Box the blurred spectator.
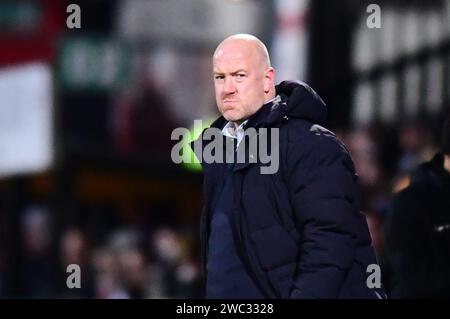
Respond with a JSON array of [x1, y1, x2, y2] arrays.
[[57, 227, 95, 298], [397, 120, 435, 174], [344, 128, 386, 216], [91, 246, 128, 299], [112, 73, 181, 161], [146, 226, 201, 298], [346, 128, 382, 189], [383, 113, 450, 298], [117, 247, 147, 298], [19, 205, 55, 298]]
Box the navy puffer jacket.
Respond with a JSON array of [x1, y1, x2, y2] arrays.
[[195, 81, 386, 299]]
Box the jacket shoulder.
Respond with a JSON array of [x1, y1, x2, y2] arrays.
[[283, 119, 349, 160]]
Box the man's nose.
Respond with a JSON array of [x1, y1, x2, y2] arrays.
[[223, 77, 236, 94]]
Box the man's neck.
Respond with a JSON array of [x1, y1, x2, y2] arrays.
[[444, 154, 450, 174], [231, 120, 245, 128]]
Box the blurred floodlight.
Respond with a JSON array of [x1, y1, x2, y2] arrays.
[[423, 10, 444, 48], [380, 8, 399, 63], [402, 10, 422, 54], [352, 81, 375, 127], [379, 73, 397, 124], [425, 57, 444, 114], [352, 16, 379, 71], [403, 63, 421, 118]]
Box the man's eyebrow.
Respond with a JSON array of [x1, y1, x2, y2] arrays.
[[212, 69, 247, 75], [231, 69, 246, 75]]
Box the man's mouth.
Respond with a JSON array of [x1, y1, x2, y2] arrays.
[[223, 99, 238, 104]]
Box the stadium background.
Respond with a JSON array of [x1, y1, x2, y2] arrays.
[[0, 0, 449, 298]]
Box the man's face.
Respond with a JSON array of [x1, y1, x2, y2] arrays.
[[213, 42, 268, 124]]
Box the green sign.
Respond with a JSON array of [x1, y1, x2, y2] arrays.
[[0, 1, 42, 32], [58, 36, 130, 91]]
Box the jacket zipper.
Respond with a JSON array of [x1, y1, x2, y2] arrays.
[[232, 172, 278, 299]]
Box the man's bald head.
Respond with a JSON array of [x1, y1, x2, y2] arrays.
[[212, 34, 276, 124], [213, 34, 271, 69]]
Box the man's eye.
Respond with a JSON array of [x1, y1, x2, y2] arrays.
[[215, 75, 224, 80], [237, 74, 246, 78]]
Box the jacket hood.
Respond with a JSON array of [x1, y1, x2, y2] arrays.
[[275, 80, 327, 126]]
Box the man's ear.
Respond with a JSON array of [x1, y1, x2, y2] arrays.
[[264, 67, 275, 93]]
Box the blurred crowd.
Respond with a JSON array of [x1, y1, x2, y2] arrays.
[[0, 203, 203, 299], [340, 119, 439, 255]]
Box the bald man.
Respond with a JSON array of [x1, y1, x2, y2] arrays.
[[213, 34, 276, 126], [194, 34, 386, 299]]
